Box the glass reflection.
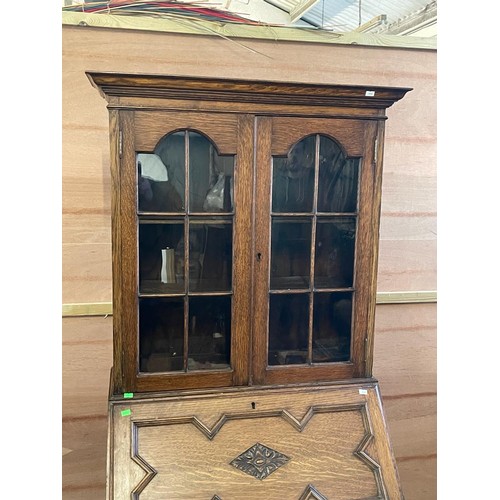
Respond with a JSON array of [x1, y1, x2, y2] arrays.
[[139, 131, 235, 213], [139, 222, 184, 294], [189, 132, 234, 213], [138, 132, 185, 212], [318, 137, 359, 213], [270, 218, 311, 290], [312, 292, 352, 362], [188, 220, 232, 292], [272, 136, 315, 213], [137, 130, 237, 376], [188, 296, 231, 370], [315, 218, 356, 288], [268, 293, 309, 365], [139, 297, 184, 372], [152, 131, 186, 210]]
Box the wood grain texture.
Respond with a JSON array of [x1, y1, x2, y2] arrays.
[[134, 111, 239, 154], [252, 116, 272, 385], [363, 122, 386, 378], [352, 120, 378, 377], [88, 71, 410, 110], [366, 387, 403, 498], [270, 117, 367, 157], [232, 115, 254, 386], [109, 109, 123, 391], [108, 95, 385, 119], [109, 383, 397, 499], [114, 111, 137, 393]]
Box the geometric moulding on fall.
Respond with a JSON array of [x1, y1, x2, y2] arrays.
[[298, 483, 329, 500], [230, 442, 290, 480]]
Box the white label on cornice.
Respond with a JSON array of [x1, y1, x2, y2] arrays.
[[365, 90, 375, 97]]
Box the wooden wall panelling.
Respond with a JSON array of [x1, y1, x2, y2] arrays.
[[378, 136, 436, 292], [379, 80, 436, 294], [62, 86, 112, 304], [62, 316, 112, 499], [384, 395, 437, 460], [397, 457, 437, 500], [374, 303, 436, 397], [62, 416, 108, 499], [374, 303, 436, 500], [62, 26, 436, 86], [382, 396, 436, 500], [62, 317, 112, 419]]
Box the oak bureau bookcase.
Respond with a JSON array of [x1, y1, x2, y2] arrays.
[[88, 72, 411, 500]]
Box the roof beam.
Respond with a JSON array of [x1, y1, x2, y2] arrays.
[[353, 14, 387, 33], [377, 0, 437, 35], [289, 0, 321, 23]]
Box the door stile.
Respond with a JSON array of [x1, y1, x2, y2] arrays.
[[118, 110, 139, 392], [231, 114, 255, 386], [352, 120, 380, 377], [363, 120, 386, 377], [251, 116, 273, 385]]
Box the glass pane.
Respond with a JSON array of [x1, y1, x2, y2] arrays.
[[188, 296, 231, 370], [139, 297, 184, 372], [272, 135, 315, 213], [139, 222, 184, 294], [189, 131, 234, 213], [138, 132, 185, 212], [312, 292, 352, 363], [317, 136, 359, 213], [315, 218, 356, 288], [270, 218, 312, 290], [189, 219, 232, 292], [268, 294, 309, 365]]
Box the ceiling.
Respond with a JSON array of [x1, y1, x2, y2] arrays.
[[237, 0, 437, 35], [63, 0, 437, 37]]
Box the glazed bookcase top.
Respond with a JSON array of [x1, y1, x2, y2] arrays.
[[88, 72, 411, 394]]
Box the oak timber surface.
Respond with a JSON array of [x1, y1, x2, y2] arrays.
[[109, 384, 397, 499]]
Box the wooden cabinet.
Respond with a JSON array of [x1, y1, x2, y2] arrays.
[[89, 72, 411, 499]]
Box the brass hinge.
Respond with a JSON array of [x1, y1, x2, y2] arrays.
[[374, 136, 378, 164], [119, 130, 123, 158]]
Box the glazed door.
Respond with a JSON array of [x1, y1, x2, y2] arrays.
[[116, 111, 379, 393], [252, 116, 380, 385], [117, 111, 254, 392]]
